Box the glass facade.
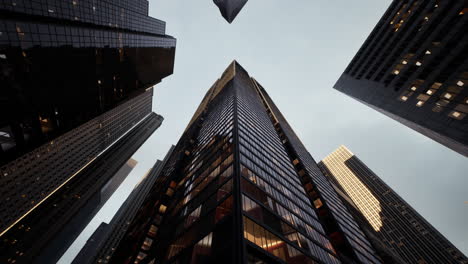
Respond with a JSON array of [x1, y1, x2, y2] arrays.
[[0, 113, 163, 264], [0, 0, 175, 262], [334, 0, 468, 157], [108, 61, 382, 264], [319, 146, 468, 264]]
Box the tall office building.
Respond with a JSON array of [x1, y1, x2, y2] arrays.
[[73, 146, 175, 264], [334, 0, 468, 157], [0, 112, 164, 264], [0, 0, 175, 262], [213, 0, 248, 23], [319, 145, 468, 264], [106, 61, 382, 264]]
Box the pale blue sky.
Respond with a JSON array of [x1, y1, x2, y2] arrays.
[[59, 1, 467, 262]]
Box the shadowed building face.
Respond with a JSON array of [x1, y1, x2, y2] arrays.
[[334, 0, 468, 157], [213, 0, 248, 23]]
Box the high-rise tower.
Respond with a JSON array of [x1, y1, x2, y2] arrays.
[[106, 61, 383, 264], [213, 0, 248, 23], [334, 0, 468, 157], [319, 145, 468, 264], [0, 0, 176, 262]]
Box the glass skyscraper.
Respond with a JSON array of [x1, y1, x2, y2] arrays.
[[105, 61, 383, 264], [0, 0, 176, 262], [319, 145, 468, 264], [334, 0, 468, 157]]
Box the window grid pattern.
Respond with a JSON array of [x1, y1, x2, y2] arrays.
[[256, 82, 382, 264], [0, 91, 153, 234], [335, 0, 468, 156], [320, 146, 468, 264], [234, 73, 342, 264], [0, 0, 165, 35]]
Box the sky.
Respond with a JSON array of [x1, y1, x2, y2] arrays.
[[59, 0, 468, 262]]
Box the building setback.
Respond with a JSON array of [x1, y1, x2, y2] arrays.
[[0, 112, 163, 264], [0, 0, 176, 262], [213, 0, 248, 23], [106, 61, 383, 264], [334, 0, 468, 157], [319, 145, 468, 264], [73, 146, 175, 264]]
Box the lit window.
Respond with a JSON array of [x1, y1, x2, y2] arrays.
[[444, 93, 452, 99], [141, 238, 153, 251], [402, 60, 408, 65], [134, 252, 147, 264], [425, 50, 431, 55], [415, 61, 422, 66], [0, 54, 6, 59], [426, 90, 434, 95], [431, 82, 443, 89], [394, 70, 400, 75], [48, 9, 54, 13], [410, 86, 417, 91], [159, 204, 167, 214], [449, 111, 465, 120], [457, 81, 464, 87], [416, 101, 424, 107], [400, 96, 408, 101]]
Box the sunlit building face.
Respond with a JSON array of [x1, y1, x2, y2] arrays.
[[319, 145, 468, 264]]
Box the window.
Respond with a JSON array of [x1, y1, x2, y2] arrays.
[[159, 204, 167, 214], [191, 233, 213, 263], [134, 252, 147, 264], [141, 238, 153, 251], [416, 101, 424, 107]]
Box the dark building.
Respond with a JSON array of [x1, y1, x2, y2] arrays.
[[105, 61, 383, 264], [0, 0, 175, 262], [319, 145, 468, 264], [73, 146, 175, 264], [334, 0, 468, 157], [213, 0, 248, 23], [0, 112, 163, 264]]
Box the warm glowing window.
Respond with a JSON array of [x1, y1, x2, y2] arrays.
[[416, 101, 424, 107], [148, 225, 158, 237], [443, 93, 452, 99], [141, 238, 153, 251], [313, 199, 324, 209], [400, 95, 408, 101], [426, 90, 435, 95], [134, 252, 147, 264], [457, 81, 465, 87], [243, 216, 287, 262], [449, 111, 465, 120], [159, 204, 167, 214], [415, 61, 422, 66]]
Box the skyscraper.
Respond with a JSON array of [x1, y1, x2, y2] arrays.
[[0, 112, 164, 264], [106, 61, 383, 264], [0, 0, 176, 262], [72, 146, 175, 264], [213, 0, 248, 23], [334, 0, 468, 157], [319, 145, 468, 264]]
